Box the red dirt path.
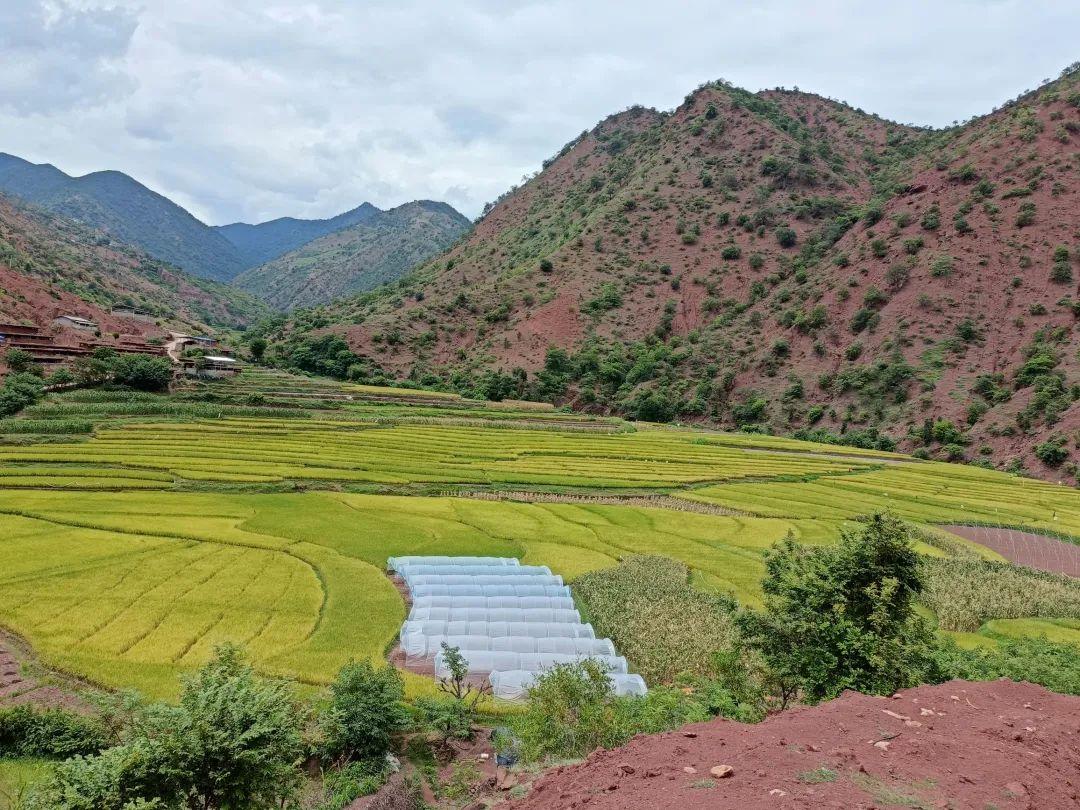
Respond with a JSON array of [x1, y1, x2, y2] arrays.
[[507, 679, 1080, 809], [943, 525, 1080, 578]]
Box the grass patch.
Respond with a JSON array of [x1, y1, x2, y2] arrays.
[[799, 766, 839, 784]]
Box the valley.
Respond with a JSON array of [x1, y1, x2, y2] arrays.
[[0, 28, 1077, 808]]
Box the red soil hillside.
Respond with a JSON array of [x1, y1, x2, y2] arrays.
[[508, 679, 1080, 810], [0, 193, 266, 335], [286, 67, 1080, 482]]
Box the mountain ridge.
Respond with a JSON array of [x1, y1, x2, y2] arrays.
[[0, 191, 267, 333], [0, 153, 470, 293], [215, 202, 381, 268], [233, 199, 471, 310], [273, 67, 1080, 482]]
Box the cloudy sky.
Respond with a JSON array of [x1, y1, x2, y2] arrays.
[[1, 1, 1076, 225]]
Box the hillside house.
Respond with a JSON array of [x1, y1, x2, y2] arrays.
[[179, 354, 240, 378], [53, 315, 98, 331], [111, 306, 157, 323]]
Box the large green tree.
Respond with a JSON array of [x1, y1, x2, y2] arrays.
[[738, 512, 939, 704]]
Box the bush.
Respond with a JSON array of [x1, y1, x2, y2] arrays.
[[849, 307, 879, 334], [318, 759, 389, 810], [737, 513, 939, 705], [902, 236, 924, 255], [720, 245, 741, 260], [0, 372, 45, 416], [1050, 262, 1073, 283], [413, 697, 473, 744], [956, 318, 982, 342], [1015, 202, 1036, 227], [319, 661, 406, 763], [28, 645, 305, 810], [775, 226, 797, 248], [0, 706, 109, 759], [110, 355, 172, 392], [1034, 435, 1069, 466], [583, 283, 623, 314], [3, 348, 35, 373], [516, 660, 623, 762], [930, 254, 954, 278]]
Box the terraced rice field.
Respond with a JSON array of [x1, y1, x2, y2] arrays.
[[0, 368, 1076, 696]]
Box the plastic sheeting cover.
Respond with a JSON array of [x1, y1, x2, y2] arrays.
[[400, 620, 595, 642], [409, 584, 570, 598], [434, 650, 628, 677], [387, 555, 519, 572], [404, 574, 564, 587], [398, 564, 552, 581], [409, 595, 576, 611], [391, 555, 645, 696], [406, 607, 582, 624], [489, 670, 648, 701], [404, 634, 615, 660]]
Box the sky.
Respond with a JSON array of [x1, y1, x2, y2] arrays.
[[1, 1, 1076, 225]]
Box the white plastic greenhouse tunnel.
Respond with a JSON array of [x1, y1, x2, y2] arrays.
[[388, 555, 647, 700]]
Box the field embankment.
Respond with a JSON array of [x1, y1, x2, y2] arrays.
[[507, 679, 1080, 809]]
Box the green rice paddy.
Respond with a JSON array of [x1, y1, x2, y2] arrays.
[[0, 368, 1077, 697]]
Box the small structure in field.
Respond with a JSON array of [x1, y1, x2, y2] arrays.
[[180, 354, 240, 378], [111, 306, 157, 323], [53, 315, 98, 331]]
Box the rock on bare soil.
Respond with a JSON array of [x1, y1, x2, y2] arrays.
[[507, 680, 1080, 809]]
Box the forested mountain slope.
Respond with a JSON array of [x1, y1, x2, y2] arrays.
[[233, 200, 471, 310], [0, 193, 267, 332], [278, 66, 1080, 481], [215, 202, 380, 268], [0, 153, 246, 282]]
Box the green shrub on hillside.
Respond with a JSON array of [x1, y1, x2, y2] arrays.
[[318, 661, 406, 764], [0, 373, 44, 417], [0, 706, 109, 759], [27, 645, 304, 810], [935, 636, 1080, 696]]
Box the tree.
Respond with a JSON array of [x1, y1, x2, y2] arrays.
[[737, 513, 938, 705], [319, 660, 406, 764], [247, 337, 267, 362], [0, 372, 45, 416], [111, 355, 172, 391], [3, 348, 35, 373]]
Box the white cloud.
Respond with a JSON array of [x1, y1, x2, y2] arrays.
[[0, 0, 1076, 223]]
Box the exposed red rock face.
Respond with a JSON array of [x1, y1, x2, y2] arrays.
[[507, 679, 1080, 809], [313, 72, 1079, 482]]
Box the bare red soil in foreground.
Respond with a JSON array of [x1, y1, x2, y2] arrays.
[[944, 525, 1080, 578], [508, 680, 1080, 810]]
